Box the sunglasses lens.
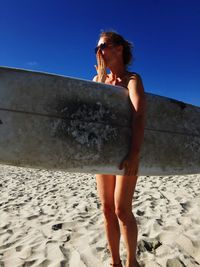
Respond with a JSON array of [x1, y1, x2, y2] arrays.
[[101, 43, 106, 50], [95, 43, 107, 54]]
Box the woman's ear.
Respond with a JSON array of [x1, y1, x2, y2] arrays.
[[116, 44, 123, 55]]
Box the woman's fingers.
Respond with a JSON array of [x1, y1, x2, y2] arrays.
[[97, 51, 105, 67], [119, 161, 123, 170], [96, 51, 101, 64], [98, 56, 103, 68], [119, 155, 139, 176], [95, 51, 107, 82], [124, 164, 138, 176], [119, 159, 137, 176], [96, 54, 102, 69]]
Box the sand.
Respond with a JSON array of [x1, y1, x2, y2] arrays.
[[0, 164, 200, 267]]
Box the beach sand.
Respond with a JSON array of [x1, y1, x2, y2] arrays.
[[0, 164, 200, 267]]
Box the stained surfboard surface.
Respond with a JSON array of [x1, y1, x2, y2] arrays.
[[0, 67, 200, 175]]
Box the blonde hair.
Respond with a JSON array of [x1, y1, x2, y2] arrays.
[[99, 31, 134, 67]]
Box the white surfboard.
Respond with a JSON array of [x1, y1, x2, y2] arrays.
[[0, 67, 200, 175]]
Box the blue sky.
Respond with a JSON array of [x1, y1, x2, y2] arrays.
[[1, 0, 200, 106]]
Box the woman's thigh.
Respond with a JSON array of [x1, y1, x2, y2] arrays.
[[114, 175, 138, 211], [95, 174, 116, 205]]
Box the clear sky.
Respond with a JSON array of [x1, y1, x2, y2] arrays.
[[1, 0, 200, 106]]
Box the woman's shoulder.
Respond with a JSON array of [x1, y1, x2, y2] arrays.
[[126, 71, 142, 81], [126, 71, 144, 92]]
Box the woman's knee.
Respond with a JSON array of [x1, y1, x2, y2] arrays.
[[101, 203, 116, 220], [115, 205, 133, 223]]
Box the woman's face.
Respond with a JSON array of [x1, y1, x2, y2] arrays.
[[97, 37, 123, 67]]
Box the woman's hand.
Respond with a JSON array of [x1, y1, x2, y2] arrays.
[[119, 153, 140, 176], [94, 50, 107, 83]]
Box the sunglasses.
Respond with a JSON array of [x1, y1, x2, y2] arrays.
[[95, 42, 113, 54]]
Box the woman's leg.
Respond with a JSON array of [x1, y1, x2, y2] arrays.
[[115, 175, 139, 267], [96, 174, 121, 265]]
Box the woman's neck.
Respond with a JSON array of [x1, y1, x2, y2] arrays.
[[108, 65, 127, 80]]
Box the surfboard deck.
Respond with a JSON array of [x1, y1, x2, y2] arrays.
[[0, 67, 200, 175]]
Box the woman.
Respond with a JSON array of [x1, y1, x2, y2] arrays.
[[93, 31, 146, 267]]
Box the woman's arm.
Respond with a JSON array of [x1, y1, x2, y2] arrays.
[[119, 74, 146, 176], [128, 74, 146, 156]]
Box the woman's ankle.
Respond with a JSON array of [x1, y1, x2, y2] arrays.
[[125, 259, 140, 267], [110, 259, 122, 266]]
